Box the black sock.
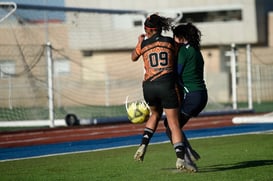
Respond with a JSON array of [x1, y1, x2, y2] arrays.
[[174, 142, 185, 159], [141, 127, 154, 146]]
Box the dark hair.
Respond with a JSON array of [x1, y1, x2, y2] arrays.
[[172, 23, 202, 50], [144, 14, 172, 34]]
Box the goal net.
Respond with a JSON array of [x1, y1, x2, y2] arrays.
[[0, 3, 147, 127], [0, 3, 266, 128]]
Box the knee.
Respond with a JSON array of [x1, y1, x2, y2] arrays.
[[179, 112, 191, 128]]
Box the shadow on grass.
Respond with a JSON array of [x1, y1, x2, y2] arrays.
[[200, 160, 273, 172]]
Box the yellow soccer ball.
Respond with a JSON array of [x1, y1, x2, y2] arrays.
[[127, 101, 150, 124]]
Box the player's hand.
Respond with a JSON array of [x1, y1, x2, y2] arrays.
[[134, 34, 145, 56], [138, 34, 146, 43]]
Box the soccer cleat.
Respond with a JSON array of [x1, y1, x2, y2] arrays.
[[186, 147, 201, 162], [176, 158, 198, 172], [134, 144, 147, 161], [184, 148, 193, 164]]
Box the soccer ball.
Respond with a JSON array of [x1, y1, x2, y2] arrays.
[[126, 101, 150, 124]]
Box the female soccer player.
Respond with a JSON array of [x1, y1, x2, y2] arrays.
[[131, 14, 197, 172], [164, 23, 208, 171]]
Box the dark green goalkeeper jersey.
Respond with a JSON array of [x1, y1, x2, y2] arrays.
[[177, 44, 207, 93]]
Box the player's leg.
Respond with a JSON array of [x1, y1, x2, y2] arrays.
[[180, 90, 208, 161], [134, 80, 158, 161], [179, 112, 201, 161], [182, 130, 201, 161], [164, 111, 190, 143], [164, 108, 197, 172], [165, 116, 200, 161], [134, 105, 162, 161], [165, 111, 201, 161]]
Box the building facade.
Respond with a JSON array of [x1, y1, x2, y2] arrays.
[[0, 0, 273, 110]]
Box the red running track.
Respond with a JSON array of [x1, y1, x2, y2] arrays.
[[0, 115, 240, 148]]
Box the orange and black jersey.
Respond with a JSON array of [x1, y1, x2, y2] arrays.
[[140, 34, 176, 81]]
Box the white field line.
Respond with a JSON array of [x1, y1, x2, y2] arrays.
[[1, 130, 273, 163]]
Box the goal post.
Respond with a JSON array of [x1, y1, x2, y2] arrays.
[[0, 2, 17, 23]]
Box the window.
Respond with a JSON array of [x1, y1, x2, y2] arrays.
[[54, 59, 70, 76], [133, 20, 143, 27], [180, 9, 242, 23], [82, 50, 93, 57], [113, 14, 144, 29], [0, 61, 15, 79]]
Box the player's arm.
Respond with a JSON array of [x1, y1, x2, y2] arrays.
[[131, 49, 141, 62], [177, 48, 187, 76], [131, 34, 145, 62]]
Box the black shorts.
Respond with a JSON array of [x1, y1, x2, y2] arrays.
[[181, 90, 208, 117], [143, 76, 179, 109]]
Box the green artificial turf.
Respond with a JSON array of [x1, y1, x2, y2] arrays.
[[0, 133, 273, 181]]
